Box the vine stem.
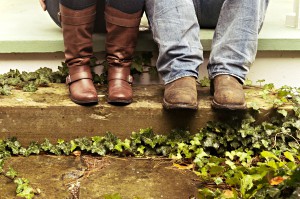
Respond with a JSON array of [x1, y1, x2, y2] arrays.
[[273, 131, 300, 148]]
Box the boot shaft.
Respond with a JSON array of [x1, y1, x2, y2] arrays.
[[59, 4, 96, 65], [105, 5, 143, 60]]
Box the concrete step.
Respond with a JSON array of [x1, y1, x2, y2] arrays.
[[0, 155, 199, 198], [0, 84, 275, 145]]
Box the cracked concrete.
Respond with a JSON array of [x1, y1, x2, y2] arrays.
[[0, 155, 199, 199]]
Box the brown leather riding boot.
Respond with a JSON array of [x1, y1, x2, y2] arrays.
[[105, 5, 143, 104], [60, 4, 98, 105], [163, 77, 198, 110], [211, 75, 247, 110]]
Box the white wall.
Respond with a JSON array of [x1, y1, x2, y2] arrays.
[[0, 51, 299, 88]]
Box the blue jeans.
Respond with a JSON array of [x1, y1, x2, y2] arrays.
[[145, 0, 269, 84]]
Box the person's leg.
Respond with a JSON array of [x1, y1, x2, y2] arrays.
[[145, 0, 203, 109], [59, 0, 98, 105], [104, 0, 144, 104], [207, 0, 269, 110]]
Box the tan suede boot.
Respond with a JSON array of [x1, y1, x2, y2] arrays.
[[105, 5, 143, 104], [163, 77, 198, 110], [211, 75, 247, 110], [60, 4, 98, 105]]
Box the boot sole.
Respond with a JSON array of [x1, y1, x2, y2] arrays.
[[163, 98, 198, 110], [211, 99, 247, 110], [70, 97, 98, 106], [107, 98, 132, 105]]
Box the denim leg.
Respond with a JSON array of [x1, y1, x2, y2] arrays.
[[145, 0, 203, 84], [207, 0, 269, 83]]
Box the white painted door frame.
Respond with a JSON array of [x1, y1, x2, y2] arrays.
[[286, 0, 300, 28]]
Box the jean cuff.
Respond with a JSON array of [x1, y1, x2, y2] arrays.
[[210, 72, 245, 84], [165, 73, 198, 85]]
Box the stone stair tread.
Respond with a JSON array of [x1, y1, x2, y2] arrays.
[[0, 84, 275, 145]]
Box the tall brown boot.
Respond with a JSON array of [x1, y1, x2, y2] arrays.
[[105, 5, 143, 104], [60, 4, 98, 105]]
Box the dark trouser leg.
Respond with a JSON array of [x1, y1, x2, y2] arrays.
[[106, 0, 144, 14], [60, 0, 97, 10]]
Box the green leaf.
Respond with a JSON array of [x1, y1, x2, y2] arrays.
[[225, 160, 237, 170], [210, 166, 225, 175], [198, 77, 210, 87], [198, 188, 215, 198], [14, 178, 35, 199], [284, 151, 295, 162], [137, 146, 145, 155], [240, 174, 253, 196], [6, 167, 18, 179], [277, 109, 288, 117], [261, 151, 280, 161], [267, 160, 278, 170], [214, 177, 223, 185]]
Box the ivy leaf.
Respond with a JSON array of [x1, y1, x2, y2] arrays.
[[244, 79, 252, 86], [114, 139, 125, 152], [277, 109, 288, 117], [22, 82, 37, 92], [214, 177, 223, 185], [261, 151, 280, 161], [70, 140, 78, 152], [6, 167, 18, 179], [225, 160, 237, 170], [256, 79, 265, 87], [198, 188, 215, 198], [0, 84, 13, 95], [198, 77, 210, 87], [284, 151, 295, 162], [5, 139, 21, 155], [210, 166, 225, 175], [240, 174, 254, 196], [137, 146, 145, 155], [14, 178, 35, 199], [267, 160, 279, 170]]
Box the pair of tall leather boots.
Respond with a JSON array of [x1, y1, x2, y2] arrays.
[[60, 4, 142, 105]]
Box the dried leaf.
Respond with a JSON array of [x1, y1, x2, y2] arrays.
[[269, 176, 285, 186], [73, 151, 81, 157], [222, 190, 234, 198], [173, 163, 193, 170]]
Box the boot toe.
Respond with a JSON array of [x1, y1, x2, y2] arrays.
[[212, 75, 246, 110], [163, 77, 198, 110], [214, 89, 245, 105], [70, 91, 98, 105]]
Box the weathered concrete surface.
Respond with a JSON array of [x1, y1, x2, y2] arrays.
[[0, 155, 199, 199], [0, 84, 276, 145]]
